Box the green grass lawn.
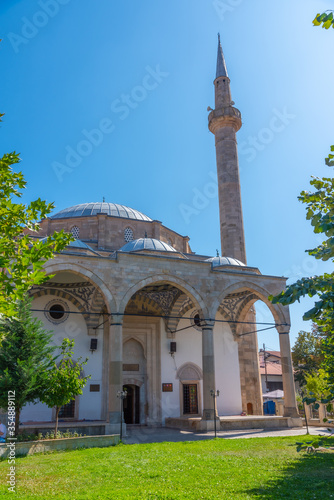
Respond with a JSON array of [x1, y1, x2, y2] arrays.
[[0, 436, 334, 499]]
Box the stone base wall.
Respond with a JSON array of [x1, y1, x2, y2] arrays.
[[0, 434, 119, 458]]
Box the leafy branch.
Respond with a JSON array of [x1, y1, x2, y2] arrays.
[[313, 12, 334, 29]]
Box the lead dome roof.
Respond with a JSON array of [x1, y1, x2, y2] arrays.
[[205, 256, 245, 267], [50, 202, 152, 221], [120, 238, 177, 253]]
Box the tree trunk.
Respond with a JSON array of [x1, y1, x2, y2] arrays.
[[54, 407, 60, 439], [15, 409, 20, 437]]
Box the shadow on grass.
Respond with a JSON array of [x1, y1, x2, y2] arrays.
[[246, 449, 334, 499]]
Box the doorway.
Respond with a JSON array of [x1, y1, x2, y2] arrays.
[[183, 384, 198, 414], [123, 385, 140, 424]]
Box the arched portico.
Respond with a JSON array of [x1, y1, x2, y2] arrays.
[[212, 280, 297, 418], [43, 262, 117, 315], [114, 275, 217, 426], [26, 264, 119, 424]]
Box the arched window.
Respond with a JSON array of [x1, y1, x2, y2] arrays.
[[124, 227, 134, 242], [71, 226, 80, 239]]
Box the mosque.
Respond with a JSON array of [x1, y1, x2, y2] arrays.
[[22, 36, 300, 432]]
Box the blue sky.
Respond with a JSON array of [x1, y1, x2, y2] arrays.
[[1, 0, 333, 351]]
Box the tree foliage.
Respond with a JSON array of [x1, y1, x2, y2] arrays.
[[292, 328, 324, 386], [313, 11, 334, 29], [303, 368, 331, 400], [0, 114, 73, 316], [0, 299, 56, 434], [41, 338, 90, 437], [269, 147, 334, 388]]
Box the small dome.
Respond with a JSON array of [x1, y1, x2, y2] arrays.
[[51, 202, 152, 221], [119, 238, 177, 253], [67, 239, 95, 251], [205, 256, 245, 267], [39, 238, 95, 253]]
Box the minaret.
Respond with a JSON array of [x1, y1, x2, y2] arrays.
[[208, 34, 246, 264]]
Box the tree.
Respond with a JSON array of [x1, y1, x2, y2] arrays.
[[269, 147, 334, 389], [292, 327, 324, 386], [313, 11, 334, 29], [0, 113, 73, 317], [304, 369, 331, 401], [0, 299, 56, 435], [41, 338, 90, 438]]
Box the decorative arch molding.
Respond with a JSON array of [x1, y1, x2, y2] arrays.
[[29, 288, 87, 318], [119, 274, 208, 318], [123, 378, 144, 388], [42, 262, 117, 315], [167, 294, 195, 335], [176, 362, 203, 381], [123, 336, 147, 359], [85, 289, 106, 331], [210, 280, 289, 327]]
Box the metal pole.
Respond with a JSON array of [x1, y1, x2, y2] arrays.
[[263, 344, 268, 391], [211, 389, 220, 438], [120, 400, 123, 441], [117, 389, 127, 442], [214, 395, 217, 438]]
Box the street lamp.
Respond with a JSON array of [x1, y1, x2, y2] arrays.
[[117, 389, 127, 441], [210, 389, 220, 438]]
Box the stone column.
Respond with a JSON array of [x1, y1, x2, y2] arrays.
[[105, 321, 123, 434], [277, 326, 299, 417], [318, 403, 326, 424], [237, 307, 263, 415], [201, 323, 216, 421]]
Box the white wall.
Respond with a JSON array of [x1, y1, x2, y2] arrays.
[[160, 310, 242, 422], [214, 315, 242, 415], [21, 295, 104, 423]]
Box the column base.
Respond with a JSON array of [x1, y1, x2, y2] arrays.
[[105, 423, 127, 435], [196, 419, 217, 432], [108, 411, 121, 424], [283, 407, 299, 418], [287, 417, 303, 428], [202, 409, 216, 420]]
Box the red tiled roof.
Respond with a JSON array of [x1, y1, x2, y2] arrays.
[[259, 350, 282, 376]]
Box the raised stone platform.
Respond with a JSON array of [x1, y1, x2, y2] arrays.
[[165, 415, 303, 432], [20, 420, 125, 437]]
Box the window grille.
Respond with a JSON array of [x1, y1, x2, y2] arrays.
[[58, 399, 75, 418], [183, 384, 198, 414], [71, 226, 80, 239], [124, 227, 134, 242]]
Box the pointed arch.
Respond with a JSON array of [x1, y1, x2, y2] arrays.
[[42, 262, 117, 315], [119, 274, 208, 318], [210, 280, 290, 327]]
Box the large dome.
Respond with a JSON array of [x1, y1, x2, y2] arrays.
[[51, 202, 152, 221]]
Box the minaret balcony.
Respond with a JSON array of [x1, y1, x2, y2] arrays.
[[208, 106, 242, 134]]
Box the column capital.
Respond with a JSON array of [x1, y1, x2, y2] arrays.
[[110, 313, 123, 327], [276, 324, 290, 335], [201, 320, 215, 330], [275, 323, 291, 335]]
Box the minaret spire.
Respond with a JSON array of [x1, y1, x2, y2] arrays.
[[216, 33, 228, 79], [208, 37, 247, 264]]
